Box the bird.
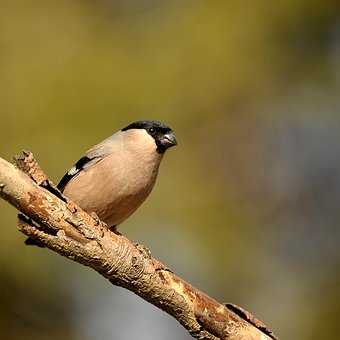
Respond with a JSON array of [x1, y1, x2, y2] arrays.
[[25, 120, 176, 245]]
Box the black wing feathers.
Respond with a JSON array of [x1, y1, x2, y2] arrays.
[[57, 156, 92, 192]]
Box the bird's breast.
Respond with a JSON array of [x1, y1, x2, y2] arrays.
[[63, 151, 162, 227]]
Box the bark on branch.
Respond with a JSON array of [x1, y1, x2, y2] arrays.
[[0, 151, 278, 340]]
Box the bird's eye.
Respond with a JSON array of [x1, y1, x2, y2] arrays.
[[149, 127, 155, 133]]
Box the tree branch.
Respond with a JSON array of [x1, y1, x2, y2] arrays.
[[0, 152, 278, 340]]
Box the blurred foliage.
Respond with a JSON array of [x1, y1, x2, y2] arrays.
[[1, 1, 340, 339]]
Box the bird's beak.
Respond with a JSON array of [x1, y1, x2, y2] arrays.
[[162, 133, 177, 148]]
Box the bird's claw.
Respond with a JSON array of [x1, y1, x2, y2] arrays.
[[90, 212, 101, 225], [110, 225, 122, 236]]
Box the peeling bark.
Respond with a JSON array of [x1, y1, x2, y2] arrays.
[[0, 152, 278, 340]]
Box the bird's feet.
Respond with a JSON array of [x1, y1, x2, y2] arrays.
[[90, 212, 101, 225], [110, 225, 122, 236]]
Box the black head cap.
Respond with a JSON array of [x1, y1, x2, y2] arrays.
[[122, 120, 177, 153]]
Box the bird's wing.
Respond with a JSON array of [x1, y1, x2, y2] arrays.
[[57, 134, 118, 192]]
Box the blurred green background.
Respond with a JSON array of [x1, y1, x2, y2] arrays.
[[1, 1, 340, 339]]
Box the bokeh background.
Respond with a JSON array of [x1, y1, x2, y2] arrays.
[[1, 1, 340, 339]]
